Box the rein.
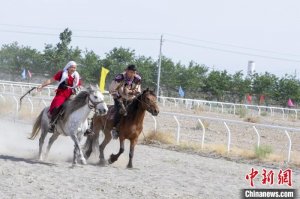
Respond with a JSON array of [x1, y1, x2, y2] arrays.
[[119, 91, 157, 114], [135, 94, 157, 112], [87, 95, 104, 110]]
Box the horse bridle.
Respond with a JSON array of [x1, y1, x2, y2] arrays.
[[135, 94, 157, 113], [87, 94, 104, 110]]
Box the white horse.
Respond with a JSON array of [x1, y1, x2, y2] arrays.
[[29, 86, 108, 165]]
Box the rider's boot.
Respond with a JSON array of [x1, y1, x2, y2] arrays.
[[118, 100, 127, 116], [48, 107, 60, 133], [112, 109, 121, 140], [84, 118, 94, 136], [111, 123, 120, 140]]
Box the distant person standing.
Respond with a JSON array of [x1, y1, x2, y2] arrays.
[[259, 95, 265, 105], [246, 94, 252, 104], [287, 98, 295, 108]]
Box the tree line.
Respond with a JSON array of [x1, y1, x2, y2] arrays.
[[0, 28, 299, 107]]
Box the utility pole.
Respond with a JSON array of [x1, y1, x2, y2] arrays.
[[156, 35, 163, 97]]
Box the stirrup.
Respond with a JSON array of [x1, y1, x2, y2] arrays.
[[111, 128, 119, 139], [48, 124, 55, 133], [84, 129, 94, 137]]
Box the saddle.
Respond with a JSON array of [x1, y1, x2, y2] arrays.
[[58, 94, 81, 120], [49, 100, 70, 128], [56, 101, 69, 120], [107, 105, 129, 120]]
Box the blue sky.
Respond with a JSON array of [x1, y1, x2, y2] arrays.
[[0, 0, 299, 77]]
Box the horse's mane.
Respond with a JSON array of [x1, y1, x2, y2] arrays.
[[125, 95, 140, 120], [126, 89, 156, 120], [62, 91, 89, 122]]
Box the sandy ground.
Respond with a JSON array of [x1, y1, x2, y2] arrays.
[[0, 118, 299, 199]]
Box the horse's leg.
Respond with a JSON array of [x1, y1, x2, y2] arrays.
[[99, 129, 112, 166], [71, 134, 80, 165], [74, 143, 80, 165], [76, 132, 86, 161], [70, 134, 86, 165], [108, 137, 125, 164], [84, 134, 97, 159], [84, 121, 101, 159], [38, 128, 48, 161], [127, 138, 138, 168], [44, 131, 60, 160]]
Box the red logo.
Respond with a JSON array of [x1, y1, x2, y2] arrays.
[[245, 168, 259, 187], [261, 169, 274, 185], [278, 169, 292, 187], [246, 168, 292, 187]]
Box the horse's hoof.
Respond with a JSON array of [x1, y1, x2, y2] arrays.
[[108, 154, 117, 164], [84, 129, 95, 137], [84, 151, 92, 160], [81, 159, 87, 165], [127, 164, 133, 169], [108, 156, 115, 164], [99, 159, 107, 166], [111, 131, 119, 140]]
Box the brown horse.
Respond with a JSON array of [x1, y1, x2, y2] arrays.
[[83, 88, 159, 168]]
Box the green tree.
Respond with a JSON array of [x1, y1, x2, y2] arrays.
[[204, 70, 232, 101], [0, 42, 43, 79], [273, 75, 300, 106], [160, 56, 178, 96], [229, 71, 252, 102], [42, 28, 81, 74], [252, 72, 278, 104], [181, 61, 208, 98], [79, 50, 102, 84], [102, 47, 135, 82], [134, 56, 157, 90]]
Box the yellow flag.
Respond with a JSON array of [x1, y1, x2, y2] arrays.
[[99, 67, 109, 92]]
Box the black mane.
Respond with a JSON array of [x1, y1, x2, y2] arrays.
[[125, 94, 142, 120], [125, 89, 156, 120]]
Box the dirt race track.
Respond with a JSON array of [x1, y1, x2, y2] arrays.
[[0, 118, 299, 199]]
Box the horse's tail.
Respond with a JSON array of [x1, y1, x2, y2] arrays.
[[29, 109, 43, 140]]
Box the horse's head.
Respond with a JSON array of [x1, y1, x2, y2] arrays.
[[139, 88, 159, 116], [86, 85, 108, 116]]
